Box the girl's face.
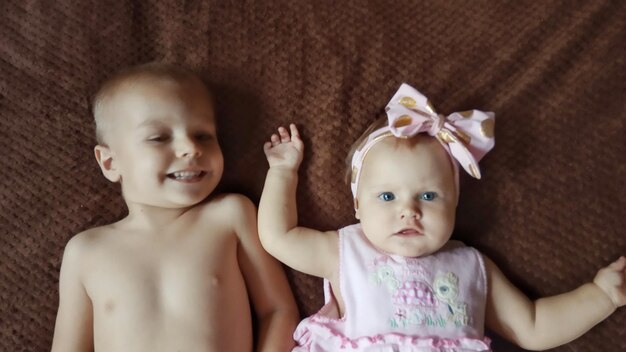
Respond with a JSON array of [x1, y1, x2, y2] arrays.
[[355, 135, 457, 257]]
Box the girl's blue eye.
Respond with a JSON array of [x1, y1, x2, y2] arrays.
[[420, 192, 437, 201], [378, 192, 395, 201]]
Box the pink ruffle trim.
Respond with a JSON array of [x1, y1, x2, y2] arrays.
[[293, 316, 491, 351]]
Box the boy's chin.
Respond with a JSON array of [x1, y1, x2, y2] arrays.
[[134, 192, 214, 209], [167, 193, 214, 208]]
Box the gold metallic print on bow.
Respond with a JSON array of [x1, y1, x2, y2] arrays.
[[350, 83, 495, 200], [399, 96, 416, 108], [454, 128, 472, 145], [399, 95, 435, 117], [393, 115, 413, 128], [425, 100, 436, 114], [386, 85, 495, 181], [469, 164, 480, 179], [436, 130, 457, 144], [458, 110, 473, 118], [400, 96, 434, 113], [436, 128, 471, 146], [480, 118, 494, 138]]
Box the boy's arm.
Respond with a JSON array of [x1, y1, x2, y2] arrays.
[[51, 235, 93, 352], [232, 195, 299, 352], [258, 124, 338, 278], [484, 255, 624, 350]]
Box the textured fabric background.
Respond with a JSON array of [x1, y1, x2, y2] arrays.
[[0, 1, 624, 351]]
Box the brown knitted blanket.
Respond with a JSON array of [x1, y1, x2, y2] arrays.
[[1, 1, 624, 351]]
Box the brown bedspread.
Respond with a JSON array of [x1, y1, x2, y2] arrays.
[[1, 1, 624, 351]]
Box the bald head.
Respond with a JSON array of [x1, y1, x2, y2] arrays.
[[92, 63, 213, 145]]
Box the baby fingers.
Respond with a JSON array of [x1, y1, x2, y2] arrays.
[[594, 257, 626, 307], [609, 256, 626, 271], [289, 123, 301, 140], [270, 133, 282, 147], [278, 126, 291, 143]]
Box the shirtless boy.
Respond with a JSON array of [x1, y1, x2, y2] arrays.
[[51, 63, 298, 352]]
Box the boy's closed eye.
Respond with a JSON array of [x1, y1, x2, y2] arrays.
[[194, 132, 214, 142], [147, 134, 171, 143]]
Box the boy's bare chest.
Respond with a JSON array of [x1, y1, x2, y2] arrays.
[[83, 227, 245, 318]]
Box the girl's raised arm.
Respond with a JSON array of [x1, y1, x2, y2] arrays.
[[258, 124, 338, 279]]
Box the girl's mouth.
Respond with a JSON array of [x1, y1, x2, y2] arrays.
[[395, 228, 423, 236]]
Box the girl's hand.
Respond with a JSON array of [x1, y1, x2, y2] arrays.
[[593, 256, 626, 308], [263, 124, 304, 171]]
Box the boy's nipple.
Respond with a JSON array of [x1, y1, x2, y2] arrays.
[[104, 300, 115, 313]]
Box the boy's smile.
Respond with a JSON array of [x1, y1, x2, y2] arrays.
[[96, 77, 224, 209], [167, 170, 208, 182]]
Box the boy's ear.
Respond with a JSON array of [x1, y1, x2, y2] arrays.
[[94, 145, 121, 182]]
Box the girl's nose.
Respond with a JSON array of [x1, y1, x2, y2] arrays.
[[400, 205, 421, 220]]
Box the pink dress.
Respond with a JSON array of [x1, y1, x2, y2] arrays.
[[293, 224, 492, 351]]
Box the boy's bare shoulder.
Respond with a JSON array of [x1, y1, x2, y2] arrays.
[[64, 223, 120, 253], [60, 225, 118, 269], [198, 193, 255, 217], [196, 193, 256, 239]]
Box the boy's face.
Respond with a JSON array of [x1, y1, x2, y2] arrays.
[[355, 136, 457, 257], [97, 78, 223, 209]]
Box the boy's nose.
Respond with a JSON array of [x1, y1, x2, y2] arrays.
[[176, 139, 202, 158]]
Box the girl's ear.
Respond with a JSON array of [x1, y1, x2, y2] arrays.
[[354, 198, 360, 219], [94, 145, 121, 182]]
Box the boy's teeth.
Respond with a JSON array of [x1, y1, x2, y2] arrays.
[[172, 171, 201, 179]]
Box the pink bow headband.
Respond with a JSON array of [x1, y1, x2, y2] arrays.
[[350, 83, 495, 199]]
